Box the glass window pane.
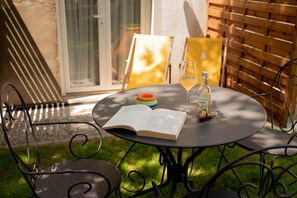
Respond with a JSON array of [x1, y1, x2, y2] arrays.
[[65, 0, 99, 88], [110, 0, 141, 85]]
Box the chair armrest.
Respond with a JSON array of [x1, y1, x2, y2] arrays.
[[33, 120, 100, 130], [22, 166, 110, 180], [33, 121, 102, 159]]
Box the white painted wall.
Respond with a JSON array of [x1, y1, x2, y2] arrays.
[[152, 0, 207, 83]]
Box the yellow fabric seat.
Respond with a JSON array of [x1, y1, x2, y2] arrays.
[[183, 37, 227, 87], [122, 34, 174, 90]]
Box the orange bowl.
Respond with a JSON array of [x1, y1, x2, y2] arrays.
[[136, 93, 156, 102]]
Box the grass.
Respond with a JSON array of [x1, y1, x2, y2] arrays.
[[1, 137, 296, 197]]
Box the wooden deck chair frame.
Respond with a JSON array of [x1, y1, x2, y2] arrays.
[[182, 37, 228, 87], [122, 34, 174, 90]]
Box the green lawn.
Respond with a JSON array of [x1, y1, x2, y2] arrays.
[[0, 137, 295, 197]]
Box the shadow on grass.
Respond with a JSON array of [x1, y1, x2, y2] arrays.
[[0, 137, 259, 198]]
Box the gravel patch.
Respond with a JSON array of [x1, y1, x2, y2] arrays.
[[0, 101, 113, 148]]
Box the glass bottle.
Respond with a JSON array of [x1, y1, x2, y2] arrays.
[[197, 71, 211, 120]]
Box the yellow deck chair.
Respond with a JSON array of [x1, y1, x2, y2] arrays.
[[122, 34, 174, 90], [182, 37, 228, 87]]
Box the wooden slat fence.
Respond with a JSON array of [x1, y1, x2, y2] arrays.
[[207, 0, 297, 125]]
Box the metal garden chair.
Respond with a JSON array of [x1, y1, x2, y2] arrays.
[[237, 58, 297, 160], [215, 58, 297, 193], [153, 144, 297, 198], [0, 83, 121, 197]]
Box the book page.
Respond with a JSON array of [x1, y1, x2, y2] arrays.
[[138, 108, 187, 139], [103, 105, 152, 131]]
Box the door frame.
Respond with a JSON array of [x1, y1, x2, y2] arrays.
[[56, 0, 152, 95]]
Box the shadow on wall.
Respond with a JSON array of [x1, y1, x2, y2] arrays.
[[183, 1, 204, 37], [0, 0, 61, 104]]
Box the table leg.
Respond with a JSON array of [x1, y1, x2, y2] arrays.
[[157, 147, 208, 196], [163, 148, 183, 197], [123, 146, 208, 197], [183, 147, 206, 192], [121, 146, 172, 198], [217, 146, 245, 186], [116, 142, 137, 167]]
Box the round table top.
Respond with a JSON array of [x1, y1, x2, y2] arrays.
[[92, 84, 267, 148]]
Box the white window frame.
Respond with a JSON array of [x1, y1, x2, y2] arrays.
[[56, 0, 151, 95]]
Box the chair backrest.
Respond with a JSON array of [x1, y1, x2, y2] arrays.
[[182, 37, 228, 87], [122, 33, 174, 90], [197, 144, 297, 198], [267, 58, 297, 130], [0, 83, 106, 196], [0, 83, 40, 193]]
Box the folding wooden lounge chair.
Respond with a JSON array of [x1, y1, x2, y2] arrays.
[[122, 33, 174, 90], [182, 37, 228, 87]]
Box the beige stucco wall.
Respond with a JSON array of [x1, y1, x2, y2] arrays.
[[0, 0, 61, 104], [13, 0, 60, 85]]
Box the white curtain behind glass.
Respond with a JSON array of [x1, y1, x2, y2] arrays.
[[65, 0, 99, 87], [110, 0, 140, 84]]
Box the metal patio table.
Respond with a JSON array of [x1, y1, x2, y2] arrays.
[[92, 84, 267, 197]]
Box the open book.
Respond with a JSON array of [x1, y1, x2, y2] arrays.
[[103, 105, 187, 140]]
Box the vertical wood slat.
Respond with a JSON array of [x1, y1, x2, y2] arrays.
[[207, 0, 297, 125], [288, 19, 297, 115]]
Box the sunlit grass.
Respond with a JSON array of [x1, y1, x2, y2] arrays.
[[2, 138, 297, 197], [0, 140, 251, 197], [17, 177, 27, 185]]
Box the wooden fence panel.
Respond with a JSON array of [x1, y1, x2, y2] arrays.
[[207, 0, 297, 125]]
